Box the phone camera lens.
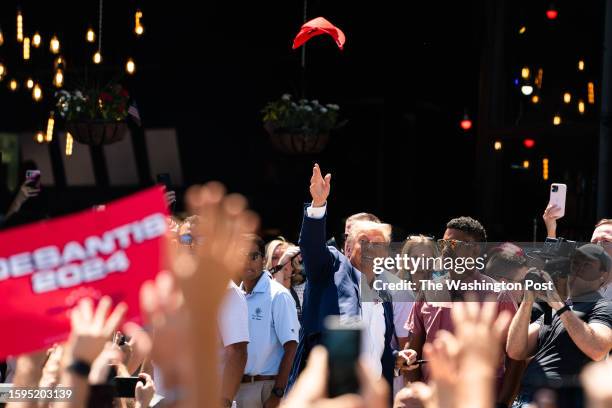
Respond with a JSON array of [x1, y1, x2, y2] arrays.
[[552, 186, 558, 192]]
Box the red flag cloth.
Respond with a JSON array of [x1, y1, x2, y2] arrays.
[[292, 17, 346, 50], [0, 187, 168, 359]]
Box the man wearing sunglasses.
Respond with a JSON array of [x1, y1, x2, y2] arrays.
[[507, 243, 612, 408], [237, 235, 299, 408]]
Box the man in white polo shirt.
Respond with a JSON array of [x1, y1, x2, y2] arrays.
[[236, 234, 299, 408], [219, 281, 250, 408]]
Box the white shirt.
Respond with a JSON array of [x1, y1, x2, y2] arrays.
[[360, 299, 385, 378], [241, 274, 300, 375], [219, 281, 250, 347]]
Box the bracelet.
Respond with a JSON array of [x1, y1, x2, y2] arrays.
[[556, 303, 571, 316], [66, 359, 91, 378]]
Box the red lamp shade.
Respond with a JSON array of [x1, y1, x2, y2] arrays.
[[546, 8, 558, 20], [523, 138, 535, 148]]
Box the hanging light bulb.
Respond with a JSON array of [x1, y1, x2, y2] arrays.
[[134, 9, 144, 35], [563, 92, 571, 103], [521, 67, 530, 79], [553, 114, 561, 126], [521, 85, 534, 95], [32, 32, 41, 48], [494, 141, 502, 151], [65, 132, 74, 156], [23, 37, 30, 60], [9, 79, 18, 91], [35, 131, 45, 144], [546, 4, 558, 20], [542, 158, 549, 180], [126, 58, 136, 74], [53, 69, 64, 88], [588, 82, 595, 104], [54, 56, 66, 70], [0, 63, 5, 78], [460, 112, 472, 131], [578, 60, 585, 71], [33, 83, 42, 101], [45, 113, 55, 142], [26, 78, 34, 89], [93, 51, 102, 64], [17, 10, 23, 42], [578, 99, 586, 114], [531, 95, 540, 104], [86, 26, 96, 43], [523, 160, 530, 169], [50, 35, 60, 54], [0, 27, 4, 46], [518, 26, 527, 34]]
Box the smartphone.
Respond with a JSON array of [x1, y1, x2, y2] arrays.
[[156, 173, 172, 190], [112, 376, 145, 398], [323, 316, 362, 398], [25, 169, 41, 188], [549, 183, 567, 218]]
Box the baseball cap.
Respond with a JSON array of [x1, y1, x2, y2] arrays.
[[575, 243, 612, 272]]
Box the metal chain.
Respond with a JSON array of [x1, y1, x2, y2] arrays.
[[98, 0, 103, 53]]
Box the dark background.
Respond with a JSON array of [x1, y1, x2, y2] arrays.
[[0, 0, 607, 242]]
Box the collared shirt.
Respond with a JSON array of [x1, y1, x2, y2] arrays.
[[241, 274, 300, 376]]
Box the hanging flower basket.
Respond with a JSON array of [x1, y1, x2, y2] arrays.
[[264, 121, 329, 154], [262, 94, 343, 155], [66, 121, 128, 146]]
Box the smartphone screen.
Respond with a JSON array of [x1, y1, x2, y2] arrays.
[[549, 183, 567, 218], [323, 316, 362, 398], [25, 170, 41, 188], [112, 376, 145, 398]]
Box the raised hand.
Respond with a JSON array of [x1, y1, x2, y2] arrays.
[[135, 373, 156, 408], [309, 163, 331, 207], [543, 203, 562, 238], [68, 296, 127, 365]]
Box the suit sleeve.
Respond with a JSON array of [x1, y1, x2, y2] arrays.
[[298, 203, 333, 282]]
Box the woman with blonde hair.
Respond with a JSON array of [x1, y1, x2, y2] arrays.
[[264, 238, 290, 271]]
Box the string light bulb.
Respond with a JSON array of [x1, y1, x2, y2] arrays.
[[0, 27, 4, 46], [54, 56, 66, 70], [45, 113, 55, 142], [33, 83, 42, 101], [9, 79, 18, 91], [553, 114, 561, 126], [126, 58, 136, 74], [135, 9, 144, 35], [535, 68, 544, 88], [53, 69, 64, 88], [32, 32, 41, 48], [35, 131, 44, 144], [93, 51, 102, 64], [23, 37, 30, 60], [578, 60, 585, 71], [17, 10, 23, 42], [531, 95, 540, 104], [494, 141, 502, 151], [588, 82, 595, 104], [542, 158, 549, 180], [86, 27, 95, 43], [65, 132, 74, 156], [521, 85, 533, 96], [50, 35, 60, 54], [523, 160, 530, 169], [519, 26, 527, 34], [26, 78, 34, 89], [521, 67, 530, 79], [563, 92, 571, 104], [578, 99, 585, 114], [0, 63, 5, 78]]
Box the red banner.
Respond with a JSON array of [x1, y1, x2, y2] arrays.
[[0, 187, 168, 359]]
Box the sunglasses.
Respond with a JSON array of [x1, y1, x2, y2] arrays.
[[437, 239, 476, 250]]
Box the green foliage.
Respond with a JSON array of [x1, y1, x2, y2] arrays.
[[262, 94, 341, 135]]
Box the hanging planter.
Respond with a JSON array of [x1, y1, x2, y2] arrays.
[[262, 94, 343, 155], [56, 83, 131, 146], [65, 120, 127, 145]]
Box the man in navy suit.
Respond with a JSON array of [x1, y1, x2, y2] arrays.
[[286, 164, 397, 392]]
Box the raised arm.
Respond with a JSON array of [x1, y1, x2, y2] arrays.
[[506, 291, 541, 360], [299, 164, 333, 281]]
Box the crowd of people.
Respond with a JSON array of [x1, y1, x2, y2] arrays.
[[0, 163, 611, 408]]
